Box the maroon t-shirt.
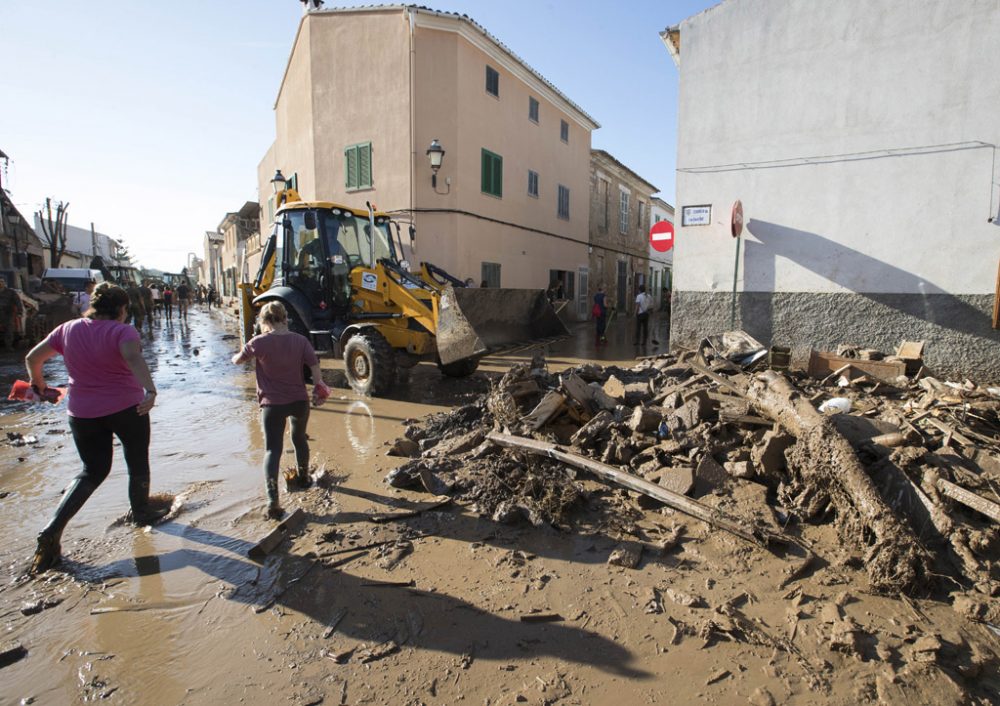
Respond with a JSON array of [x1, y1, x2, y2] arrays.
[[241, 331, 319, 406]]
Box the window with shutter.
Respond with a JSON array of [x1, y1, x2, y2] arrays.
[[344, 142, 373, 190], [486, 66, 499, 97], [481, 149, 503, 197], [619, 192, 630, 234], [528, 170, 538, 198], [528, 97, 539, 123], [560, 120, 569, 143], [557, 185, 570, 220]]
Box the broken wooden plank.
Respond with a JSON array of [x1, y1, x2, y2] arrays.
[[248, 508, 306, 561], [487, 431, 785, 549], [819, 363, 853, 387], [895, 341, 925, 360], [719, 410, 775, 427], [807, 350, 906, 383], [519, 612, 564, 623], [521, 390, 566, 430], [922, 417, 975, 447], [936, 478, 1000, 524], [368, 496, 452, 524], [688, 360, 747, 397]]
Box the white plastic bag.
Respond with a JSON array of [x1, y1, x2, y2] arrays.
[[818, 397, 852, 414]]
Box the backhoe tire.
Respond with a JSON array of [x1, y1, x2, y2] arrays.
[[344, 330, 396, 396], [437, 357, 479, 378]]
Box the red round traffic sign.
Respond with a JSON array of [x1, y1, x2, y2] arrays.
[[650, 220, 674, 252], [731, 200, 744, 238]]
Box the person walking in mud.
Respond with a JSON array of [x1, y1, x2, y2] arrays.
[[592, 286, 608, 345], [231, 301, 328, 520], [25, 283, 167, 575], [0, 279, 24, 349], [633, 284, 653, 347], [206, 284, 216, 311], [176, 281, 190, 321], [162, 284, 173, 321]]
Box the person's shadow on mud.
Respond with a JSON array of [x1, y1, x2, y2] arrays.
[[88, 518, 651, 680]]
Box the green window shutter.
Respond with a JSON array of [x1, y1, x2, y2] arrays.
[[290, 173, 298, 192], [359, 143, 372, 188], [492, 153, 502, 198], [481, 150, 502, 197], [345, 146, 358, 189]]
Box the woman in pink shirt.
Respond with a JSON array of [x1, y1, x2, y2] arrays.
[[25, 283, 165, 574], [232, 301, 327, 520]]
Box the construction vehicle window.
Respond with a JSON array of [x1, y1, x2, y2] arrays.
[[283, 211, 323, 277], [320, 212, 392, 269]]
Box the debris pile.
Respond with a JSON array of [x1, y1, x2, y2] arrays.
[[387, 341, 1000, 602]]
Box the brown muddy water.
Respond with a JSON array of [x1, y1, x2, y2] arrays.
[[0, 306, 672, 705]]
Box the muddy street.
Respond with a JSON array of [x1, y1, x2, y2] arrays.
[[0, 306, 680, 705], [5, 306, 993, 705]]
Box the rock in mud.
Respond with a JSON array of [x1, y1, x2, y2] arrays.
[[607, 541, 642, 568], [386, 438, 420, 458], [0, 642, 27, 669]]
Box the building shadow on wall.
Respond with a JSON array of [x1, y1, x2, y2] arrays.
[[742, 219, 996, 345]]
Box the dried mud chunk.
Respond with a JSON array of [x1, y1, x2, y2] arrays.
[[694, 455, 729, 496], [607, 541, 643, 568], [386, 438, 420, 457]]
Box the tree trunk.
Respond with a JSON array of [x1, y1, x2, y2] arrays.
[[745, 370, 930, 595]]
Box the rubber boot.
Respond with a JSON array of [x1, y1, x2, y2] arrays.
[[295, 465, 313, 490], [31, 476, 100, 574], [265, 473, 284, 521], [128, 476, 169, 526]]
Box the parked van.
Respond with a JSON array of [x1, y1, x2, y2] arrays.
[[41, 268, 105, 293]]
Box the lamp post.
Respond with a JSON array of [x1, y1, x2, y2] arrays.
[[270, 169, 288, 194], [426, 139, 445, 188]]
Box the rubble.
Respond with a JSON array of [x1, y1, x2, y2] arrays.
[[386, 336, 1000, 610]]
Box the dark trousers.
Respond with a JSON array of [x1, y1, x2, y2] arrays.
[[595, 315, 607, 340], [42, 406, 151, 537], [634, 312, 649, 345], [261, 400, 310, 502]]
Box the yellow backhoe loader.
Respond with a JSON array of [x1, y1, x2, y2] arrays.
[[238, 185, 568, 396]]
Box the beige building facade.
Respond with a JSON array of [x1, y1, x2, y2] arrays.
[[216, 201, 259, 300], [253, 6, 599, 320], [588, 150, 659, 317]]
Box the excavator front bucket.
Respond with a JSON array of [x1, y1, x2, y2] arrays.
[[436, 286, 570, 365]]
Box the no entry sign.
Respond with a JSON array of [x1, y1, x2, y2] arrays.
[[650, 220, 674, 252]]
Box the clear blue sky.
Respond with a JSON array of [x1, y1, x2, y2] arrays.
[[0, 0, 717, 271]]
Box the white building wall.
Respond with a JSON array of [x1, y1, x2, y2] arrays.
[[668, 0, 1000, 378]]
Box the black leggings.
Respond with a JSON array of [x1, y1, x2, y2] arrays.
[[42, 406, 150, 537], [261, 400, 310, 498]]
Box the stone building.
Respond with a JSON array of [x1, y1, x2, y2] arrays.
[[663, 0, 1000, 378], [252, 5, 599, 320], [588, 149, 659, 316], [216, 201, 259, 301]]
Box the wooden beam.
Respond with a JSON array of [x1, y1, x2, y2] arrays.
[[936, 478, 1000, 524], [248, 508, 306, 561], [487, 431, 784, 549]]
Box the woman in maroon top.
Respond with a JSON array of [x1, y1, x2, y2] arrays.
[[233, 301, 327, 520]]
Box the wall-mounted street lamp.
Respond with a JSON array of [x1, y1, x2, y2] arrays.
[[271, 169, 288, 194], [426, 139, 445, 189]]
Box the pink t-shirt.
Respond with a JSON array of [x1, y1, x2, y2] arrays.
[[45, 318, 145, 418], [242, 331, 319, 406]]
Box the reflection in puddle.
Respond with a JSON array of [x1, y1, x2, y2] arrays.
[[343, 400, 376, 455]]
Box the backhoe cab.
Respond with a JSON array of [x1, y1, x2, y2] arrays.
[[240, 190, 568, 396]]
